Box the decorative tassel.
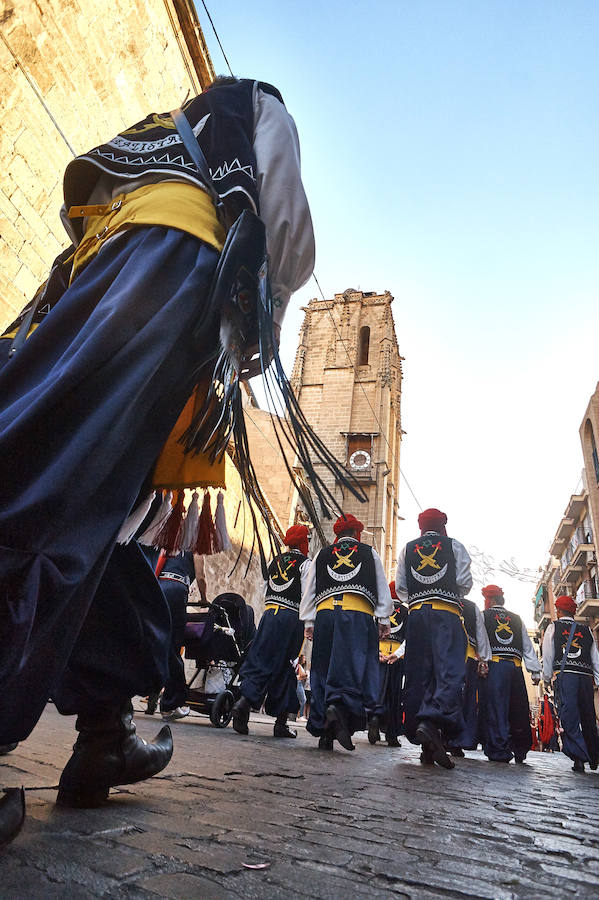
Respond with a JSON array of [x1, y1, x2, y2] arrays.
[[138, 490, 173, 547], [195, 492, 216, 555], [214, 490, 232, 552], [154, 490, 185, 555], [116, 491, 156, 545], [178, 490, 200, 552]]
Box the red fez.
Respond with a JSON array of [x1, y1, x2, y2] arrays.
[[389, 580, 398, 600], [482, 584, 504, 609], [333, 513, 364, 536], [284, 524, 309, 557], [418, 508, 448, 536], [555, 595, 576, 616]]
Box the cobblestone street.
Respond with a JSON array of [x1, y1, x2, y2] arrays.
[[1, 703, 599, 899]]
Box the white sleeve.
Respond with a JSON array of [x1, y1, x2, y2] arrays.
[[590, 633, 599, 686], [395, 545, 408, 602], [521, 623, 541, 674], [475, 606, 492, 662], [542, 623, 555, 683], [299, 555, 318, 627], [452, 539, 473, 597], [252, 86, 315, 326], [372, 549, 393, 623]]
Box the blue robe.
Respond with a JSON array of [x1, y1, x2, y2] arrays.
[[240, 607, 304, 717], [0, 226, 219, 742], [307, 607, 380, 737]]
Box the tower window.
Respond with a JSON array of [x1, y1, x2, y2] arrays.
[[358, 326, 370, 366]]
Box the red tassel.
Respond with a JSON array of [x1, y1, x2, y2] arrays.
[[195, 492, 216, 555], [154, 491, 185, 555]]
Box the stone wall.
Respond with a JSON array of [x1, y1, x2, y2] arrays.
[[0, 0, 212, 329]]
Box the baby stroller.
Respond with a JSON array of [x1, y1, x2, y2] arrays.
[[184, 593, 255, 728]]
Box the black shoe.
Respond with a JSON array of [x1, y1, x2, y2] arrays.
[[386, 736, 401, 748], [420, 748, 435, 765], [325, 704, 354, 751], [415, 720, 454, 770], [450, 748, 465, 758], [0, 788, 25, 847], [231, 696, 251, 735], [273, 716, 297, 739], [589, 759, 598, 771], [0, 744, 18, 755], [318, 734, 334, 751], [572, 759, 585, 773], [56, 701, 173, 808], [368, 716, 381, 745], [514, 755, 526, 764], [145, 692, 159, 716]]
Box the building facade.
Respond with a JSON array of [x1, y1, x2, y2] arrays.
[[289, 288, 403, 576], [0, 0, 213, 330], [533, 381, 599, 714]]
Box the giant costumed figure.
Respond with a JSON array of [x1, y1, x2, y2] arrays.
[[0, 75, 371, 843]]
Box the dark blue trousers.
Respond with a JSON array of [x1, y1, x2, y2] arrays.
[[381, 660, 404, 739], [0, 227, 219, 742], [482, 659, 531, 761], [555, 672, 599, 765], [451, 656, 482, 750], [307, 607, 380, 737], [403, 605, 467, 742], [240, 607, 304, 717], [159, 579, 190, 712]]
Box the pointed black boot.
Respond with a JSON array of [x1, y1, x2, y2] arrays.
[[231, 696, 251, 735], [56, 701, 173, 808], [0, 788, 25, 847], [273, 715, 297, 738]]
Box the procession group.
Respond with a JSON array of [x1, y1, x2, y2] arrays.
[[232, 508, 599, 774]]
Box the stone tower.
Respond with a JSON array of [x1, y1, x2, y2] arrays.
[[290, 288, 403, 576]]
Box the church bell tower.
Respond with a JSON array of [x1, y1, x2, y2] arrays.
[[290, 288, 403, 576]]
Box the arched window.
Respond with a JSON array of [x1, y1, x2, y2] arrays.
[[358, 326, 370, 366]]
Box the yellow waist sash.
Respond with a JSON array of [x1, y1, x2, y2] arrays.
[[264, 602, 296, 615], [491, 655, 522, 667], [316, 593, 374, 616], [466, 644, 477, 661], [69, 182, 226, 280], [379, 639, 401, 655], [410, 599, 461, 616]]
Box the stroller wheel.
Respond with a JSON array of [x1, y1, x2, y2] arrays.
[[210, 690, 235, 728]]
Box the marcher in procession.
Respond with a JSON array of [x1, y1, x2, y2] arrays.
[[301, 514, 393, 751], [146, 550, 196, 722], [396, 508, 473, 770], [480, 585, 541, 764], [368, 582, 408, 748], [541, 594, 599, 773], [232, 525, 311, 739], [446, 595, 492, 757], [0, 75, 314, 838]]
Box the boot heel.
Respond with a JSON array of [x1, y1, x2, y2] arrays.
[[56, 786, 110, 808]]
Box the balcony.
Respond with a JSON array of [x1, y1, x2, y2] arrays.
[[577, 597, 599, 618], [564, 493, 586, 521], [550, 517, 575, 556]]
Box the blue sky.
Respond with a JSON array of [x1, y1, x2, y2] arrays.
[[196, 1, 599, 623]]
